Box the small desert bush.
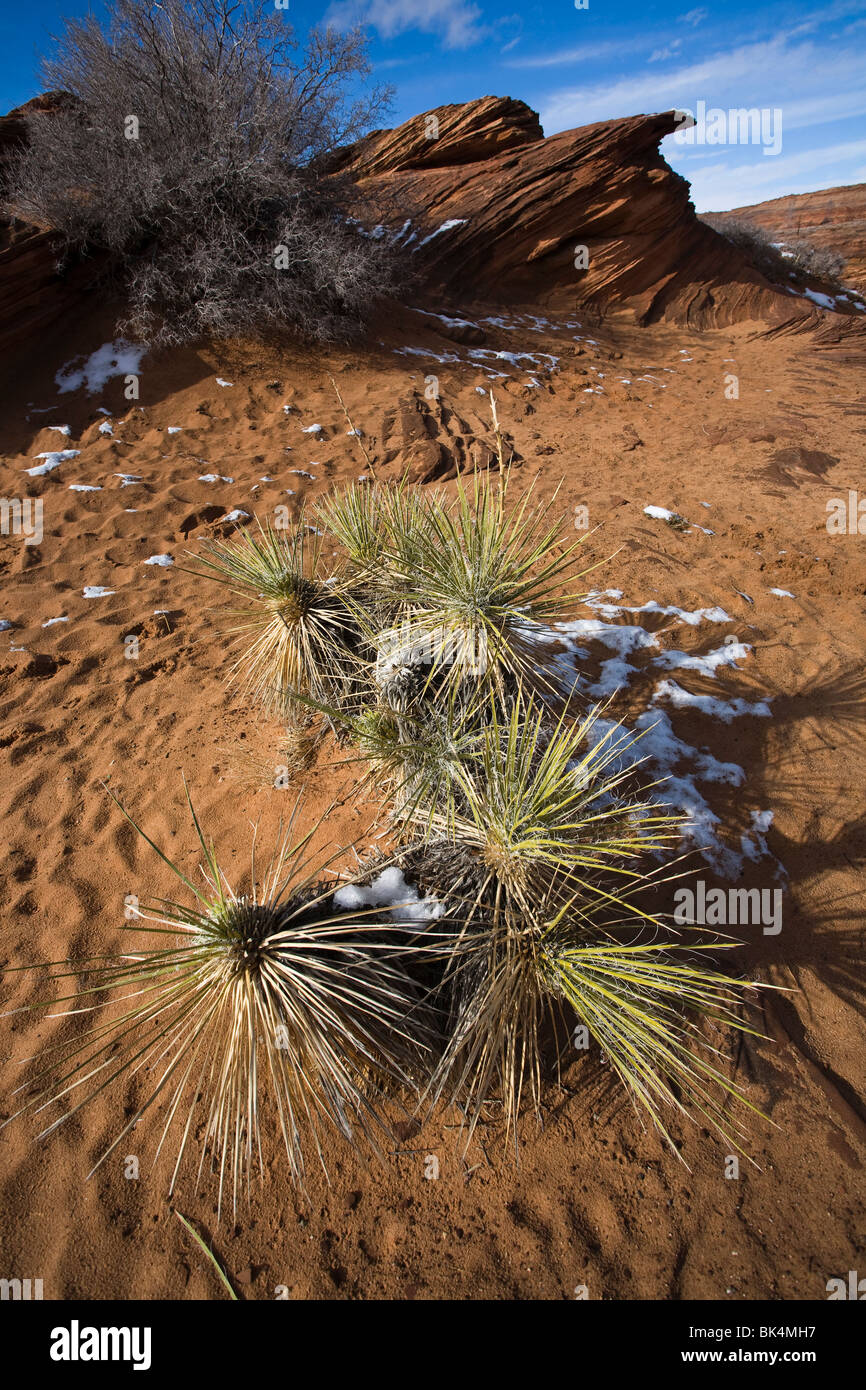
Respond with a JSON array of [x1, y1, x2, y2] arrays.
[[780, 238, 846, 282], [3, 0, 398, 344], [320, 471, 595, 711], [191, 518, 369, 721], [188, 465, 768, 1164], [406, 698, 740, 1145], [202, 470, 593, 729], [3, 788, 430, 1213], [703, 214, 846, 288]]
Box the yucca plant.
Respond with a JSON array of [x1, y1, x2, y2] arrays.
[[413, 697, 764, 1152], [190, 517, 367, 720], [349, 689, 485, 833], [435, 901, 765, 1158], [376, 482, 447, 575], [541, 936, 767, 1153], [417, 696, 680, 924], [2, 787, 431, 1216], [365, 469, 598, 704], [317, 481, 392, 573]]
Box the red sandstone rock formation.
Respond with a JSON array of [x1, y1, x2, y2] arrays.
[[340, 96, 855, 330], [1, 91, 861, 356], [0, 94, 99, 358]]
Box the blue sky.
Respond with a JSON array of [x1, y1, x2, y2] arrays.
[[2, 0, 865, 210]]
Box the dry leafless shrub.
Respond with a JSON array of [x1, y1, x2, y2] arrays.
[[703, 214, 846, 289], [3, 0, 400, 345], [781, 238, 846, 282]]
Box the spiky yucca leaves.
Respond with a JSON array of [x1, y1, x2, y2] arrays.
[[350, 688, 485, 833], [418, 697, 680, 924], [436, 906, 765, 1158], [367, 469, 596, 703], [317, 481, 391, 572], [2, 789, 430, 1216], [416, 698, 763, 1152], [191, 518, 366, 719], [316, 483, 448, 698], [317, 480, 445, 583], [541, 938, 766, 1153]]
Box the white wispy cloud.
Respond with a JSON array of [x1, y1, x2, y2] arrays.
[[324, 0, 485, 49], [682, 138, 866, 210], [678, 7, 708, 25], [504, 35, 653, 69], [650, 40, 682, 63], [538, 32, 866, 135]]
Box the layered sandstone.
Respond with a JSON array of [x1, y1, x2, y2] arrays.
[[1, 92, 861, 357]]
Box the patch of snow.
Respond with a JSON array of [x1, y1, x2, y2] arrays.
[[654, 640, 752, 677], [334, 867, 443, 923], [83, 586, 115, 598], [417, 218, 468, 249], [394, 346, 460, 364], [143, 554, 173, 566], [741, 810, 778, 866], [583, 596, 731, 626], [420, 310, 480, 331], [800, 288, 836, 310], [644, 505, 682, 523], [27, 449, 80, 476], [468, 347, 559, 370], [556, 618, 660, 697], [584, 711, 750, 876], [653, 678, 771, 721], [56, 341, 145, 395]]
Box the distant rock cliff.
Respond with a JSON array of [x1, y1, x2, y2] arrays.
[[704, 183, 866, 291]]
